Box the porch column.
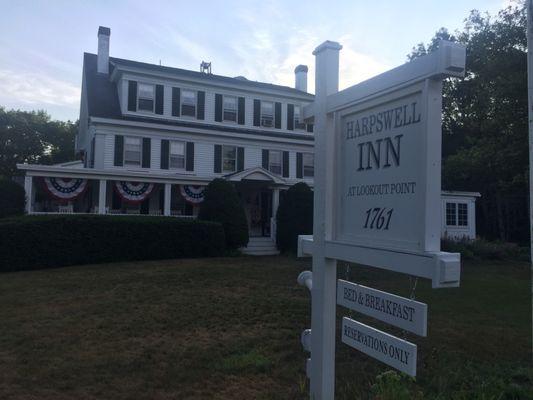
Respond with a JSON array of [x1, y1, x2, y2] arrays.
[[164, 183, 171, 216], [98, 179, 107, 214], [24, 175, 33, 214], [271, 188, 280, 240]]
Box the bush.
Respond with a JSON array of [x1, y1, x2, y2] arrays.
[[0, 215, 226, 272], [276, 182, 313, 253], [442, 238, 529, 261], [198, 178, 248, 249], [0, 179, 25, 218]]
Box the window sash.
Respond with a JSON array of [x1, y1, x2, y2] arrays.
[[269, 150, 282, 175], [137, 84, 155, 112], [223, 96, 237, 122], [261, 101, 274, 127], [458, 203, 468, 226], [222, 145, 237, 172], [124, 137, 141, 166], [303, 153, 314, 177], [181, 90, 196, 117], [294, 105, 306, 130], [169, 141, 185, 170], [445, 202, 457, 226]]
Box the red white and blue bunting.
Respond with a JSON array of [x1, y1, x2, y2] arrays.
[[114, 181, 155, 203], [180, 185, 205, 204], [42, 177, 88, 201]]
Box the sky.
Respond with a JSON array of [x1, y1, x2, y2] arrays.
[[0, 0, 513, 121]]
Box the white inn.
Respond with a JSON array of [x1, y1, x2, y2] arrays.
[[17, 27, 479, 253]]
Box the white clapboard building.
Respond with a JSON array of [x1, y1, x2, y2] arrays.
[[17, 27, 478, 254]]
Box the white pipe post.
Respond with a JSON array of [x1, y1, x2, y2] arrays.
[[527, 0, 533, 360], [24, 175, 33, 214], [164, 183, 172, 216], [310, 40, 341, 400], [98, 179, 107, 214]]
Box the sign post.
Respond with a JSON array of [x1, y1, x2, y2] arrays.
[[298, 39, 466, 399]]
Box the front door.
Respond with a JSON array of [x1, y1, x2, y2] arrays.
[[243, 187, 272, 237]]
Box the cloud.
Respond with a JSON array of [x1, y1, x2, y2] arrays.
[[0, 69, 80, 107]]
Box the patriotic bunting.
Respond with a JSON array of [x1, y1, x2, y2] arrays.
[[42, 177, 88, 201], [180, 185, 205, 204], [115, 181, 155, 203]]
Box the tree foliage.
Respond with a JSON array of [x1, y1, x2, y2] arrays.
[[198, 178, 249, 249], [0, 179, 25, 218], [409, 5, 528, 242], [0, 107, 77, 178], [276, 182, 313, 253]]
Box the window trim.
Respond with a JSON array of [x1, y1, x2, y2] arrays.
[[268, 149, 282, 176], [137, 83, 155, 113], [180, 89, 197, 118], [261, 101, 274, 128], [169, 140, 186, 170], [445, 201, 469, 228], [223, 95, 238, 123], [123, 136, 142, 167], [222, 145, 237, 173]]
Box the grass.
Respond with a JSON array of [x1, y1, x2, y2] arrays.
[[0, 256, 530, 399]]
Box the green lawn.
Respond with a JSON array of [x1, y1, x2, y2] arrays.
[[0, 256, 530, 399]]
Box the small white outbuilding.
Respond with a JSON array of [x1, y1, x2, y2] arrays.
[[441, 191, 481, 240]]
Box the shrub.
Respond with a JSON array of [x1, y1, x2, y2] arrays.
[[276, 182, 313, 253], [0, 179, 25, 218], [0, 215, 225, 272], [442, 238, 529, 261], [198, 178, 248, 249]]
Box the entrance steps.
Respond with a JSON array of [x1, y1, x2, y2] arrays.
[[241, 237, 279, 256]]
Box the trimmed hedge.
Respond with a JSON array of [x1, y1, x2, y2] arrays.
[[0, 179, 25, 218], [0, 215, 226, 272], [442, 238, 530, 261], [198, 178, 249, 249], [276, 182, 313, 253]]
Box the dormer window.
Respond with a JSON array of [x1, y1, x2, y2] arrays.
[[261, 101, 274, 128], [137, 83, 155, 112], [294, 105, 306, 130], [181, 90, 196, 117], [223, 96, 237, 122]]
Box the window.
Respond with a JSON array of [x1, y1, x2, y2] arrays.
[[269, 150, 282, 175], [446, 202, 469, 227], [223, 96, 237, 122], [124, 137, 141, 167], [169, 141, 185, 170], [138, 83, 155, 112], [294, 105, 306, 130], [181, 90, 196, 117], [222, 145, 237, 173], [458, 203, 468, 226], [261, 101, 274, 127], [303, 153, 314, 177]]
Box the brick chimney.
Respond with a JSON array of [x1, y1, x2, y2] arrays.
[[294, 65, 308, 92], [97, 26, 110, 74]]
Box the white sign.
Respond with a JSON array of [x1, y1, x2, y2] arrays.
[[334, 83, 438, 253], [341, 317, 417, 377], [337, 279, 427, 336]]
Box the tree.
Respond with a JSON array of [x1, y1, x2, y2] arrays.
[[276, 182, 313, 252], [198, 178, 249, 249], [0, 179, 25, 218], [409, 5, 528, 242], [0, 107, 78, 178]]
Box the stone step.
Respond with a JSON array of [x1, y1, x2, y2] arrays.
[[241, 248, 280, 256]]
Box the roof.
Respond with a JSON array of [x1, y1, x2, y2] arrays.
[[83, 53, 315, 139], [441, 190, 481, 198]]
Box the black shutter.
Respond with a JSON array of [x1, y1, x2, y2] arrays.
[[155, 84, 164, 114], [114, 135, 124, 166], [282, 151, 289, 177], [172, 87, 180, 117], [253, 99, 261, 126], [197, 91, 205, 120], [161, 140, 169, 169], [214, 145, 222, 173], [238, 97, 245, 125], [128, 81, 137, 111], [287, 104, 294, 130], [215, 94, 223, 122], [275, 102, 282, 129], [307, 123, 314, 133], [142, 138, 151, 168], [296, 152, 303, 178], [237, 147, 244, 171], [186, 142, 194, 171], [262, 149, 269, 169]]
